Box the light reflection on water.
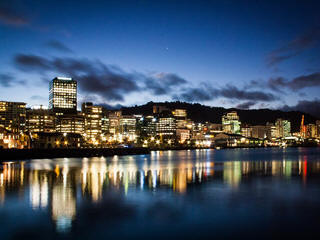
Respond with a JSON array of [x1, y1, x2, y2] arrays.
[[1, 148, 320, 239]]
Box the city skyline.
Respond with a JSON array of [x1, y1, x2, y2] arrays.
[[1, 0, 320, 117]]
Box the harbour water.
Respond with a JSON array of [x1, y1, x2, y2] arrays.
[[1, 148, 320, 239]]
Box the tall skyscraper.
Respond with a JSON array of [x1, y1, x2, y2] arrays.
[[49, 77, 77, 113]]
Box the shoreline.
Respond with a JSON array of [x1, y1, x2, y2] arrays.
[[1, 145, 319, 161]]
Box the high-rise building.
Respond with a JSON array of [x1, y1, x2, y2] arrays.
[[275, 119, 291, 138], [222, 111, 241, 134], [0, 101, 26, 133], [26, 106, 55, 133], [49, 77, 77, 113], [241, 124, 252, 138], [82, 102, 102, 141]]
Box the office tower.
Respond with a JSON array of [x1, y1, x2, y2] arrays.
[[222, 111, 241, 134], [275, 119, 291, 138], [49, 77, 77, 113], [55, 113, 84, 135], [156, 111, 176, 138], [0, 101, 26, 133], [26, 106, 55, 133], [82, 102, 102, 141]]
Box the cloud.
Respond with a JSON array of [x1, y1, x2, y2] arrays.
[[236, 101, 256, 109], [0, 4, 29, 26], [247, 72, 320, 93], [175, 84, 277, 102], [281, 99, 320, 118], [145, 73, 187, 95], [45, 40, 73, 53], [14, 54, 190, 102], [30, 95, 47, 101], [0, 73, 24, 87], [266, 28, 320, 67], [219, 85, 277, 101]]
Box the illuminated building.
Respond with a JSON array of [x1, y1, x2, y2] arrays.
[[137, 115, 157, 138], [173, 109, 187, 129], [241, 125, 252, 138], [176, 129, 190, 143], [306, 124, 317, 138], [49, 77, 77, 113], [252, 125, 267, 139], [317, 120, 320, 138], [222, 111, 241, 134], [32, 132, 84, 148], [108, 111, 121, 135], [153, 105, 169, 114], [0, 126, 26, 149], [0, 101, 26, 133], [156, 111, 176, 138], [275, 119, 291, 138], [120, 115, 136, 137], [55, 113, 84, 135], [82, 102, 102, 141], [266, 122, 277, 140], [26, 106, 55, 133], [101, 108, 110, 135]]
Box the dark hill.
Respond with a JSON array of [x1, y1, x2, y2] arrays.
[[121, 101, 319, 132]]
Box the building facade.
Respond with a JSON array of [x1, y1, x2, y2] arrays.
[[49, 77, 77, 113], [222, 111, 241, 134], [0, 101, 26, 133]]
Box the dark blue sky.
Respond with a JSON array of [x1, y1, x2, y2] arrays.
[[1, 0, 320, 115]]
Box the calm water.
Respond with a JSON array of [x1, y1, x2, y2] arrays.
[[1, 148, 320, 239]]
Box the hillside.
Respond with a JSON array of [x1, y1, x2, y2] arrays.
[[121, 101, 319, 132]]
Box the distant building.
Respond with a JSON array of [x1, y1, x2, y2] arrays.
[[32, 132, 84, 149], [137, 115, 157, 138], [306, 124, 317, 138], [156, 111, 176, 138], [55, 113, 84, 135], [252, 125, 267, 139], [176, 129, 190, 143], [120, 115, 136, 139], [26, 106, 55, 133], [173, 109, 187, 129], [82, 102, 102, 141], [266, 122, 277, 140], [153, 105, 169, 114], [0, 101, 26, 133], [222, 111, 241, 134], [275, 119, 291, 138], [241, 124, 252, 138], [49, 77, 77, 114], [108, 111, 122, 135], [317, 120, 320, 138]]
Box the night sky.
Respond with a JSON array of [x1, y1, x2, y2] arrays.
[[1, 0, 320, 116]]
